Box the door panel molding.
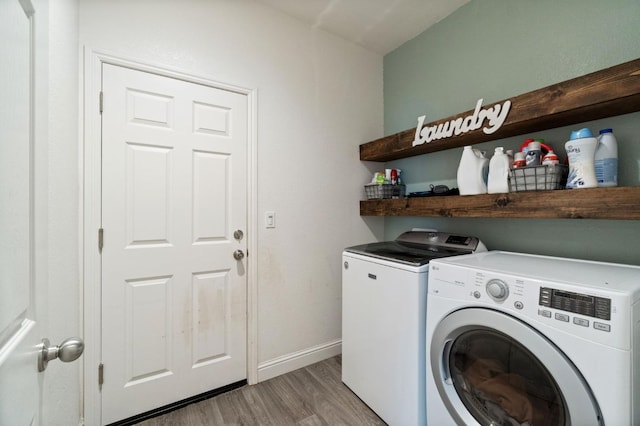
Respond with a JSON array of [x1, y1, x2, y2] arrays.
[[82, 49, 258, 425]]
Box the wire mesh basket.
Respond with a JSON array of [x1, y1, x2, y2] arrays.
[[364, 184, 406, 199], [510, 164, 568, 191]]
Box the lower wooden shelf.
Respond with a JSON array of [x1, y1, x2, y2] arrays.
[[360, 186, 640, 220]]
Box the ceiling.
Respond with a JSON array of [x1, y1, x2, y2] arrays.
[[254, 0, 470, 55]]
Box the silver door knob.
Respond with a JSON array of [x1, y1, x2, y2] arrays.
[[233, 249, 245, 260], [233, 229, 244, 240], [38, 337, 84, 372]]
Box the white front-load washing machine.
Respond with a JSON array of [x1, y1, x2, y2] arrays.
[[426, 251, 640, 425]]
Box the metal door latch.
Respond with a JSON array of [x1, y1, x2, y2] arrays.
[[38, 337, 84, 372]]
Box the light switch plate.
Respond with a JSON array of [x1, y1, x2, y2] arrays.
[[265, 211, 276, 228]]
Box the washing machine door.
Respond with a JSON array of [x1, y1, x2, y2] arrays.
[[430, 308, 603, 426]]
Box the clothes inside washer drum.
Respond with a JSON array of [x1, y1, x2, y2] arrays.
[[462, 358, 554, 425]]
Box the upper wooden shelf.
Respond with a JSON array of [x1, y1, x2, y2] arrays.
[[360, 187, 640, 220], [361, 58, 640, 162]]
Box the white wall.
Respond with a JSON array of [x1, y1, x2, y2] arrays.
[[78, 0, 384, 380]]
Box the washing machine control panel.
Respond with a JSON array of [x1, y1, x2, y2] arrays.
[[465, 271, 619, 345], [539, 287, 611, 320], [429, 255, 636, 352], [473, 274, 619, 347]]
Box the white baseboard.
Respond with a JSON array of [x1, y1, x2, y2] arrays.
[[257, 339, 342, 382]]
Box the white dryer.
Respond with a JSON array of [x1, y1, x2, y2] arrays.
[[426, 251, 640, 425], [342, 231, 486, 425]]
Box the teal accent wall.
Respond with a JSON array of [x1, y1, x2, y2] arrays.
[[382, 0, 640, 265]]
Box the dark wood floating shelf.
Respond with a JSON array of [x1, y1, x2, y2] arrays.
[[360, 187, 640, 220], [361, 58, 640, 162], [359, 57, 640, 221]]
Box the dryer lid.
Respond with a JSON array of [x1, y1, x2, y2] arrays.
[[344, 231, 483, 266]]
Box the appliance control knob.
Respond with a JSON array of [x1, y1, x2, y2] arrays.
[[486, 279, 509, 302], [426, 232, 439, 241]]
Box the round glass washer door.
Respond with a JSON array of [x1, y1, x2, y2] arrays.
[[430, 308, 603, 426]]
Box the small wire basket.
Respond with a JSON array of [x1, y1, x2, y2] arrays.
[[364, 184, 406, 199], [510, 164, 568, 191]]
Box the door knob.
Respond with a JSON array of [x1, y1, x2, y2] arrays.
[[233, 249, 245, 260], [233, 229, 244, 240], [38, 337, 84, 372]]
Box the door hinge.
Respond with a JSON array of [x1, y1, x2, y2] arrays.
[[99, 91, 103, 114], [98, 228, 104, 252], [98, 363, 104, 388]]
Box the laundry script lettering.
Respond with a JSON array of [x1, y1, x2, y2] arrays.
[[412, 99, 512, 147]]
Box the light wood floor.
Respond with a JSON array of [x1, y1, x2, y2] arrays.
[[135, 355, 386, 425]]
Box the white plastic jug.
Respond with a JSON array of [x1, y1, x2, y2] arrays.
[[457, 146, 489, 195], [595, 128, 618, 187], [488, 147, 510, 194]]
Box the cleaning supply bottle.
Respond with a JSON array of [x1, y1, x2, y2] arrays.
[[512, 152, 526, 168], [542, 150, 559, 165], [457, 146, 489, 195], [595, 128, 618, 187], [488, 147, 510, 193], [565, 128, 598, 189], [525, 140, 542, 166]]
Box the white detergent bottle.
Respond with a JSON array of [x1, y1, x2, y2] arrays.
[[488, 147, 510, 193], [595, 128, 618, 187], [457, 146, 489, 195], [565, 128, 598, 189]]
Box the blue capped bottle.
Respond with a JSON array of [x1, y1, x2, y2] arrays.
[[595, 128, 618, 187], [565, 128, 598, 189]]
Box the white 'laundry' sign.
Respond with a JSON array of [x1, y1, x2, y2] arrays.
[[412, 98, 512, 147]]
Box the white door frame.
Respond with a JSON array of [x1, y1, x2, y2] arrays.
[[82, 49, 258, 425]]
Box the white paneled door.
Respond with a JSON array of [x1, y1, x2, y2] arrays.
[[0, 1, 42, 424], [0, 1, 40, 425], [101, 64, 248, 424]]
